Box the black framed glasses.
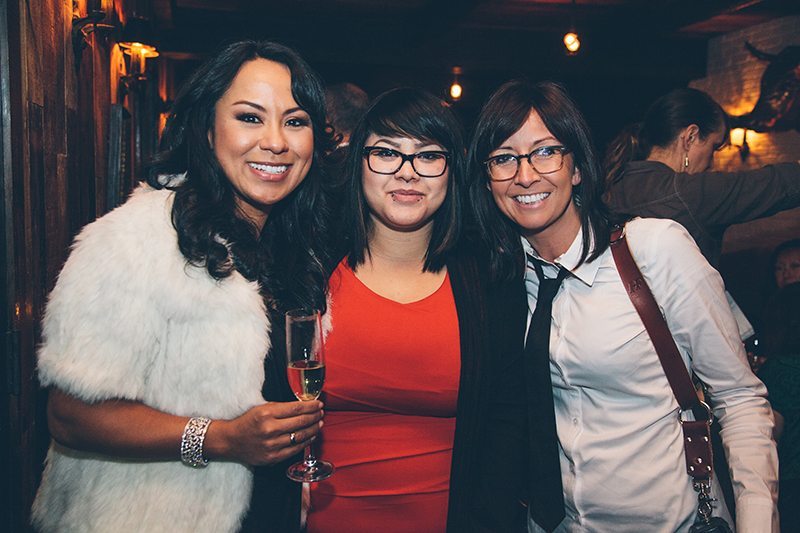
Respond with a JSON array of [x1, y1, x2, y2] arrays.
[[363, 146, 450, 178], [483, 145, 571, 182]]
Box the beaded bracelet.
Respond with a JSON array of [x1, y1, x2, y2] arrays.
[[180, 417, 212, 468]]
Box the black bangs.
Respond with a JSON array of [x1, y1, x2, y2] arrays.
[[478, 89, 535, 160], [363, 89, 461, 152]]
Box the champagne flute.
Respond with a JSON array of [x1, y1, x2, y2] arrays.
[[285, 308, 334, 482]]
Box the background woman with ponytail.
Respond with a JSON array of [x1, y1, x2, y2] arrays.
[[604, 87, 800, 269]]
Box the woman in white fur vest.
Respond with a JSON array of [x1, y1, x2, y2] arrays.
[[31, 40, 336, 533]]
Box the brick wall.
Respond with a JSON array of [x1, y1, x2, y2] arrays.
[[691, 15, 800, 177], [689, 15, 800, 329]]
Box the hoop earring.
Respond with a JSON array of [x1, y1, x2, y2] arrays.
[[683, 154, 690, 170]]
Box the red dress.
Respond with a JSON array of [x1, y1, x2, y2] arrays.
[[306, 260, 461, 533]]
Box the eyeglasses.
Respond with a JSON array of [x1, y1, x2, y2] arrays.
[[483, 145, 571, 182], [363, 146, 449, 178]]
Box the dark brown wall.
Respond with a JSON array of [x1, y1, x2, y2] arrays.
[[2, 0, 150, 529]]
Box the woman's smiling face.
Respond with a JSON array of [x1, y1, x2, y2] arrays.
[[210, 57, 314, 229], [362, 134, 449, 233], [488, 109, 581, 252]]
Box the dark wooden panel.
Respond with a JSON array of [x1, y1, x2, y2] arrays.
[[75, 34, 97, 228], [4, 1, 126, 529], [6, 100, 49, 533], [26, 101, 46, 342], [91, 34, 112, 216], [0, 0, 16, 526], [107, 104, 125, 209]]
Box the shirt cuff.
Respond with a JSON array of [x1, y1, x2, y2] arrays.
[[736, 500, 778, 533]]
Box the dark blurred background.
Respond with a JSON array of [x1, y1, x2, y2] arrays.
[[155, 0, 798, 148]]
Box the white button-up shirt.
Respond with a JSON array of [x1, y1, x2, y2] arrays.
[[524, 218, 778, 533]]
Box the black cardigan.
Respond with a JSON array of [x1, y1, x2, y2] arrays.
[[445, 249, 529, 532], [241, 250, 529, 532]]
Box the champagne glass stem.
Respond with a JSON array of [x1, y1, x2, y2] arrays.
[[303, 444, 318, 470]]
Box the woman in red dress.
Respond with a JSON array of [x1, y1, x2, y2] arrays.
[[304, 88, 528, 532]]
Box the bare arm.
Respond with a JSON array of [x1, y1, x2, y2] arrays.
[[47, 388, 323, 466]]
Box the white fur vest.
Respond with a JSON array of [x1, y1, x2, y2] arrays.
[[31, 184, 271, 532]]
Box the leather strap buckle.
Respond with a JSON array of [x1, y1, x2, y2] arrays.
[[680, 402, 714, 481]]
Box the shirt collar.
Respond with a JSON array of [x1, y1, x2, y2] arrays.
[[520, 227, 603, 286]]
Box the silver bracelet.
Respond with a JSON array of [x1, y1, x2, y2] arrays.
[[180, 417, 212, 468]]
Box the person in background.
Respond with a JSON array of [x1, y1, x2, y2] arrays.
[[757, 282, 800, 533], [748, 239, 800, 374], [324, 82, 370, 197], [604, 87, 800, 270], [305, 87, 528, 532], [772, 238, 800, 290], [604, 87, 800, 344], [325, 82, 369, 149], [31, 40, 332, 533], [468, 79, 778, 532]]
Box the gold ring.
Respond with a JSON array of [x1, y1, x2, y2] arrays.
[[289, 432, 297, 445]]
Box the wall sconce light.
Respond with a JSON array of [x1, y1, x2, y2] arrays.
[[118, 17, 159, 86], [730, 127, 751, 161], [563, 32, 580, 54], [563, 0, 580, 55], [449, 66, 463, 101], [72, 10, 116, 69]]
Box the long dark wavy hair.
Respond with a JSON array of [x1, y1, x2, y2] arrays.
[[467, 80, 616, 281], [604, 87, 729, 187], [338, 87, 466, 272], [147, 40, 335, 313]]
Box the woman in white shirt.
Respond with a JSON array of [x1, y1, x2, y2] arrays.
[[466, 79, 778, 532]]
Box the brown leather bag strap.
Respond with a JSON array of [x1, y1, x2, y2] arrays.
[[610, 225, 714, 482], [610, 226, 700, 410]]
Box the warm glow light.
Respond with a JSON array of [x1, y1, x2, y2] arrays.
[[564, 32, 580, 53], [118, 41, 159, 57], [728, 128, 754, 162], [449, 66, 463, 101], [119, 42, 159, 78], [131, 45, 146, 76], [730, 128, 746, 147], [450, 82, 463, 100]]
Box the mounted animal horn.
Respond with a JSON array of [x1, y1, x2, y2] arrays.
[[728, 43, 800, 133]]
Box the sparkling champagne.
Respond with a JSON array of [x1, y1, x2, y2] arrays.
[[287, 360, 326, 401], [285, 309, 333, 482]]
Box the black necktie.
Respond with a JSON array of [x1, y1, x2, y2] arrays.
[[526, 259, 568, 532]]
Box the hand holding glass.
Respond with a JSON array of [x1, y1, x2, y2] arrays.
[[285, 309, 334, 482]]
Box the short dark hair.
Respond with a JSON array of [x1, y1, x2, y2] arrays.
[[772, 239, 800, 267], [767, 238, 800, 291], [339, 87, 465, 272], [148, 40, 335, 312], [605, 87, 729, 186], [467, 80, 614, 280], [325, 83, 369, 138]]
